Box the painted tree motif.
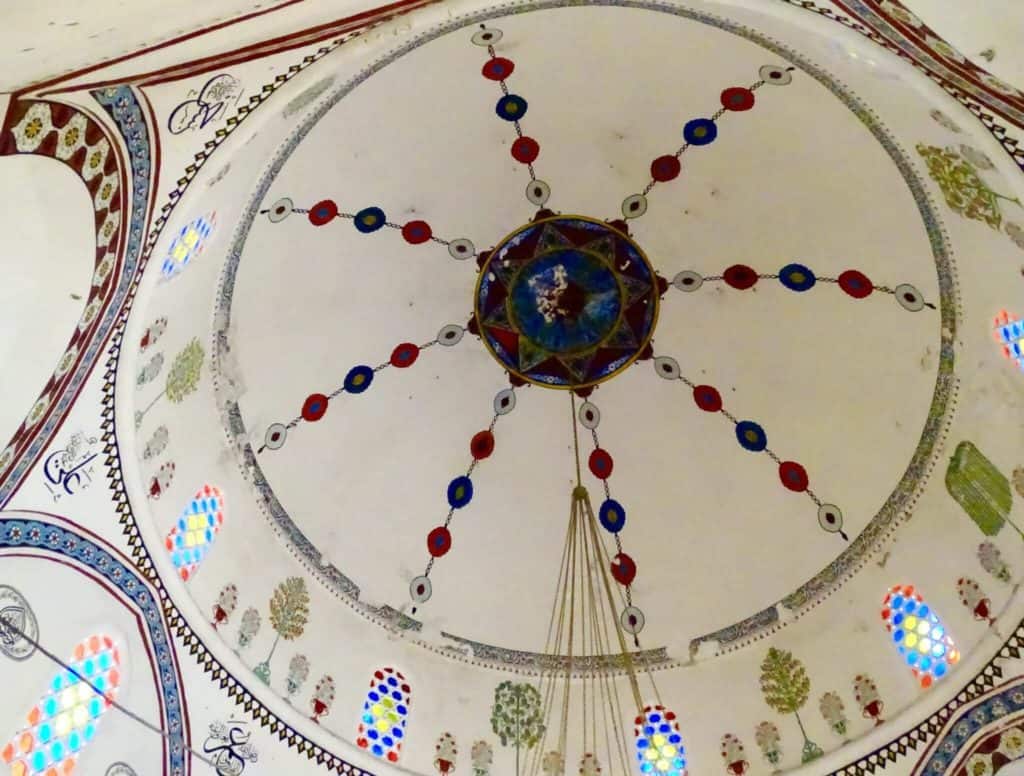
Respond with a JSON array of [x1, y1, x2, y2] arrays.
[[139, 338, 205, 422], [142, 425, 169, 460], [853, 674, 884, 726], [946, 441, 1019, 539], [491, 681, 545, 776], [211, 583, 237, 629], [754, 722, 782, 769], [310, 674, 335, 723], [136, 353, 164, 387], [818, 692, 849, 739], [916, 144, 1021, 230], [435, 732, 458, 774], [979, 541, 1012, 583], [759, 647, 822, 763], [541, 750, 564, 776], [471, 740, 494, 776], [285, 654, 310, 703], [236, 606, 260, 652], [957, 577, 996, 625], [1014, 467, 1024, 500], [720, 733, 749, 775], [254, 576, 310, 683]]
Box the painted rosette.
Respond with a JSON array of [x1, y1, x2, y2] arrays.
[[881, 585, 959, 688], [599, 499, 627, 533], [447, 476, 474, 509]]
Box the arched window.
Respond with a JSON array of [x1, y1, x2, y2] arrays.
[[882, 585, 960, 688], [2, 634, 122, 775], [164, 484, 225, 581], [356, 668, 411, 763], [634, 704, 687, 775], [161, 213, 216, 280]]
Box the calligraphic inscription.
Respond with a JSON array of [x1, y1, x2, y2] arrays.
[[0, 585, 39, 661], [204, 720, 258, 776], [42, 431, 99, 502], [168, 74, 244, 135]]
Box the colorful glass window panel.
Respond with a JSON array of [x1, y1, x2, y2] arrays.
[[164, 484, 225, 581], [994, 310, 1024, 371], [882, 584, 960, 688], [634, 704, 687, 776], [356, 667, 411, 764], [2, 634, 122, 776], [160, 213, 216, 279]]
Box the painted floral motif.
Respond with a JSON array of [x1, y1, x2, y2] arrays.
[[11, 103, 54, 153], [435, 732, 457, 774], [759, 647, 822, 763], [926, 36, 966, 63], [965, 752, 994, 776], [579, 753, 601, 776], [310, 675, 335, 723], [720, 733, 748, 775], [285, 654, 310, 702], [957, 577, 996, 624], [1001, 726, 1024, 759], [471, 740, 493, 776], [142, 425, 169, 461], [1006, 223, 1024, 250], [54, 346, 78, 379], [754, 721, 782, 768], [958, 145, 995, 170], [140, 317, 167, 352], [930, 109, 961, 133], [878, 0, 923, 27], [55, 113, 89, 162], [541, 750, 565, 776], [853, 674, 885, 726], [166, 338, 205, 403], [818, 691, 848, 739], [254, 576, 311, 684], [147, 461, 175, 499], [83, 139, 110, 180], [211, 583, 238, 629], [236, 607, 260, 651], [916, 144, 1021, 230], [978, 541, 1012, 583], [136, 353, 164, 387]]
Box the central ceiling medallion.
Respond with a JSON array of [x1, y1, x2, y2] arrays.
[[475, 216, 659, 389]]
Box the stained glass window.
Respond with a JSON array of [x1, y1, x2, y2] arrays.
[[161, 213, 216, 279], [634, 704, 687, 776], [164, 484, 225, 581], [994, 310, 1024, 371], [2, 634, 122, 776], [882, 584, 960, 688], [355, 667, 411, 763]]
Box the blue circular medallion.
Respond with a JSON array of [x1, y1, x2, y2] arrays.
[[735, 420, 768, 452], [683, 118, 718, 145], [496, 94, 528, 121], [599, 499, 626, 533], [447, 476, 474, 509], [779, 263, 816, 292], [345, 365, 374, 393], [355, 206, 386, 233]]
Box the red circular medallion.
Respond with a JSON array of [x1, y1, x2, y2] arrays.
[[308, 199, 339, 226], [482, 57, 515, 81], [721, 87, 755, 111], [301, 393, 329, 421], [650, 155, 681, 182], [724, 264, 758, 290], [588, 448, 614, 479], [390, 342, 420, 368], [470, 430, 495, 460], [611, 552, 637, 586], [693, 385, 723, 412], [511, 137, 540, 164], [427, 526, 452, 557], [778, 460, 809, 492], [402, 220, 432, 244], [838, 269, 873, 299]]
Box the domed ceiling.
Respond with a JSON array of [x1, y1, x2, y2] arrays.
[[3, 0, 1024, 775]]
